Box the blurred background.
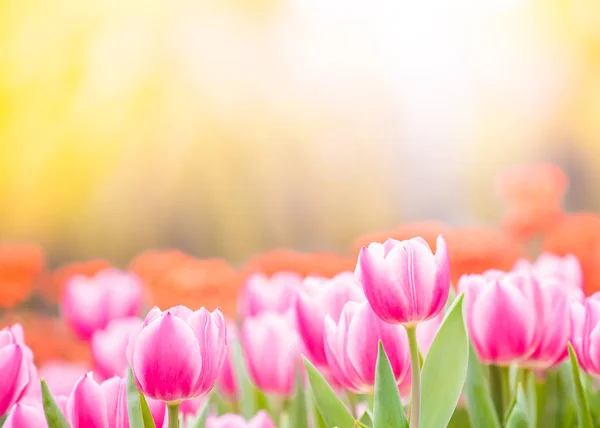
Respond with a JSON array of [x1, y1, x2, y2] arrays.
[[2, 0, 600, 266]]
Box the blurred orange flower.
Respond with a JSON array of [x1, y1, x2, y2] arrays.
[[242, 248, 355, 278], [352, 222, 523, 285], [0, 311, 92, 365], [0, 243, 45, 308], [36, 259, 112, 305], [543, 213, 600, 294], [130, 250, 243, 317], [495, 163, 568, 239]]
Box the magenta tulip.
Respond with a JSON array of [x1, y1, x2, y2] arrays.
[[2, 325, 38, 405], [100, 377, 166, 428], [355, 235, 450, 326], [242, 311, 300, 396], [0, 327, 33, 416], [39, 360, 90, 396], [127, 305, 227, 403], [295, 272, 365, 367], [67, 373, 109, 428], [460, 272, 538, 365], [92, 317, 142, 379], [570, 296, 600, 375], [207, 411, 276, 428], [3, 403, 47, 428], [238, 272, 302, 318], [62, 269, 144, 341], [324, 300, 411, 393], [216, 322, 238, 399]]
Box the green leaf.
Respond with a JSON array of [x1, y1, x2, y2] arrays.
[[231, 338, 256, 418], [126, 367, 149, 428], [447, 408, 471, 428], [312, 398, 328, 428], [303, 357, 355, 428], [139, 393, 157, 428], [289, 368, 308, 428], [358, 409, 373, 428], [188, 401, 209, 428], [568, 343, 593, 428], [372, 341, 408, 428], [504, 385, 528, 428], [420, 293, 469, 428], [41, 379, 70, 428], [463, 343, 501, 428]]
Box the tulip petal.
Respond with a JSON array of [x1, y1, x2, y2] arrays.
[[0, 345, 29, 415], [68, 374, 109, 428], [3, 403, 47, 428]]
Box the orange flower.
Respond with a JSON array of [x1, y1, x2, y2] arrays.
[[0, 242, 45, 308], [543, 213, 600, 295], [130, 250, 243, 317], [36, 259, 112, 305], [352, 222, 522, 285], [495, 163, 568, 239], [242, 248, 355, 278], [0, 311, 92, 365]]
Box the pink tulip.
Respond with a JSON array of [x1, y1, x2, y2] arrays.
[[127, 305, 227, 403], [242, 311, 300, 396], [100, 377, 166, 428], [523, 278, 571, 368], [295, 272, 365, 367], [324, 300, 411, 394], [2, 325, 38, 404], [67, 373, 109, 428], [3, 403, 47, 428], [460, 272, 538, 365], [216, 322, 238, 400], [0, 327, 33, 416], [355, 235, 450, 326], [238, 272, 302, 318], [62, 269, 144, 341], [92, 317, 143, 379], [206, 411, 276, 428], [514, 253, 583, 300], [39, 360, 90, 396], [570, 296, 600, 375]]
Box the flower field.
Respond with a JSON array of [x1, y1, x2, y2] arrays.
[[1, 163, 600, 428]]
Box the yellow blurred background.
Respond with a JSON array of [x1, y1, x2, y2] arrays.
[[1, 0, 600, 266]]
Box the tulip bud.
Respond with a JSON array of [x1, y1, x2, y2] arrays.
[[324, 301, 411, 394], [355, 235, 450, 326], [295, 272, 365, 367], [91, 317, 142, 379], [207, 410, 276, 428], [100, 377, 166, 428], [3, 403, 47, 428], [570, 296, 600, 375], [62, 269, 144, 341], [238, 272, 302, 318], [514, 253, 583, 301], [242, 311, 300, 396], [127, 305, 227, 403], [461, 272, 537, 365], [67, 373, 109, 428], [0, 328, 33, 416]]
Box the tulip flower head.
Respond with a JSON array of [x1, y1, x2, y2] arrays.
[[295, 272, 365, 367], [101, 377, 166, 428], [242, 311, 301, 396], [355, 235, 450, 326], [62, 269, 144, 341], [216, 322, 238, 399], [127, 305, 227, 403], [514, 253, 583, 300], [207, 410, 276, 428], [238, 272, 302, 318], [0, 326, 34, 416], [91, 317, 143, 380], [324, 300, 411, 394], [460, 272, 539, 365], [3, 403, 47, 428], [570, 296, 600, 375]]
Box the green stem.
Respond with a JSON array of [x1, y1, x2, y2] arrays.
[[407, 326, 421, 428], [168, 403, 180, 428], [525, 370, 538, 428], [489, 365, 509, 421]]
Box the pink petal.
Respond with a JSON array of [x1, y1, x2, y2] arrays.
[[68, 374, 109, 428]]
